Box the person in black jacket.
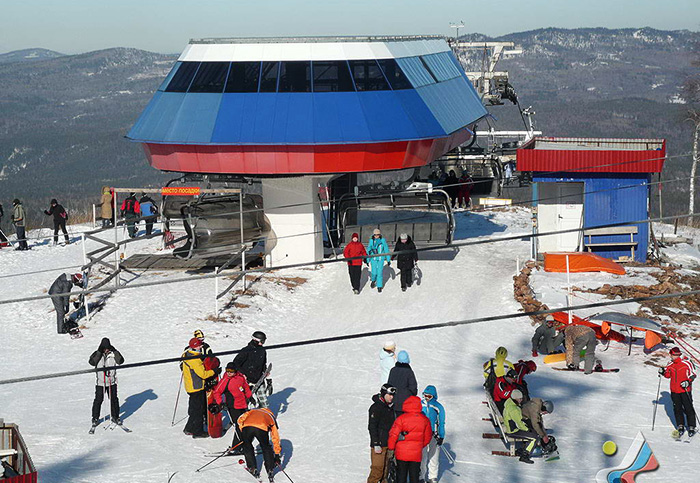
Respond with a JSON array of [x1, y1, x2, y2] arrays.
[[387, 350, 417, 417], [443, 170, 459, 208], [89, 338, 125, 427], [368, 384, 397, 483], [232, 331, 271, 407], [0, 202, 7, 246], [44, 199, 70, 245], [391, 233, 418, 292], [48, 273, 83, 334]]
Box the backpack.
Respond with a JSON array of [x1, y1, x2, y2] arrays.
[[484, 358, 497, 393], [124, 199, 137, 215]]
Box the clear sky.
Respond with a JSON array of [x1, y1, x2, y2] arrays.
[[1, 0, 699, 55]]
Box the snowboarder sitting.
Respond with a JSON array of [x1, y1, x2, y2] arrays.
[[387, 396, 432, 483], [660, 347, 697, 437], [387, 350, 417, 417], [232, 331, 271, 408], [212, 362, 252, 451], [531, 315, 565, 356], [367, 229, 391, 293], [181, 338, 216, 438], [564, 325, 598, 374], [343, 232, 368, 294], [521, 398, 556, 455], [391, 233, 418, 292], [237, 408, 282, 482], [367, 384, 397, 483], [48, 272, 84, 334], [493, 369, 518, 414], [89, 338, 124, 427], [421, 385, 445, 483], [503, 389, 540, 464], [483, 346, 515, 394], [512, 360, 537, 401], [379, 341, 397, 385]]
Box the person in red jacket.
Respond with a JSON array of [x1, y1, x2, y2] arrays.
[[493, 369, 518, 413], [212, 362, 252, 451], [660, 347, 697, 437], [343, 232, 368, 294], [387, 396, 432, 483]]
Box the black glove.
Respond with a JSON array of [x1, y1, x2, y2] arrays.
[[73, 301, 80, 309], [680, 380, 690, 389], [214, 367, 223, 376], [266, 378, 273, 395], [436, 437, 444, 446], [207, 403, 221, 415], [274, 454, 281, 466], [658, 367, 665, 375]]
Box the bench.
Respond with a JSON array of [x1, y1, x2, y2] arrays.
[[484, 391, 530, 455], [583, 226, 638, 262], [343, 222, 450, 245]]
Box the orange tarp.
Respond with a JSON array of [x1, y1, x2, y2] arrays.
[[551, 312, 626, 343], [543, 252, 625, 275]]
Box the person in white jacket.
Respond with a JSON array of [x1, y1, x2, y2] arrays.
[[380, 341, 397, 383]]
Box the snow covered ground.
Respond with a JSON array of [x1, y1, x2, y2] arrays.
[[0, 210, 697, 482]]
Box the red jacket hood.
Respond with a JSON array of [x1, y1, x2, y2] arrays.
[[351, 232, 359, 239], [402, 395, 422, 413]]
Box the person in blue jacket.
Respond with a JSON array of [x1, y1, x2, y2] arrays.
[[139, 194, 159, 236], [421, 385, 445, 483], [367, 228, 391, 293]]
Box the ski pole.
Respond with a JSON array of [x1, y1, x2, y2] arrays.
[[439, 444, 455, 464], [651, 374, 662, 431], [195, 441, 243, 472], [276, 463, 294, 483], [171, 372, 184, 426]]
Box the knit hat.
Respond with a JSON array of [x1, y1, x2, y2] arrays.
[[351, 232, 359, 239], [383, 340, 396, 351], [373, 228, 381, 236], [545, 315, 555, 322], [670, 347, 682, 356], [399, 233, 408, 240], [226, 362, 237, 371], [397, 350, 410, 364], [511, 389, 523, 400]]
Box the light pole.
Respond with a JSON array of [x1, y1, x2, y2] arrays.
[[450, 21, 465, 40]]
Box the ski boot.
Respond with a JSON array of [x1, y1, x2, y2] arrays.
[[353, 289, 359, 295], [678, 425, 686, 437], [594, 360, 604, 372], [378, 287, 383, 293], [518, 450, 534, 464], [111, 417, 122, 426], [246, 467, 260, 478], [688, 427, 696, 438], [370, 281, 376, 289]]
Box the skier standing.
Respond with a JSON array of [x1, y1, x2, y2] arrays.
[[89, 338, 124, 427], [367, 384, 397, 483], [391, 233, 418, 292], [420, 385, 445, 483], [120, 192, 140, 238], [237, 408, 282, 482], [387, 396, 432, 483], [212, 362, 252, 450], [181, 338, 216, 438], [10, 199, 28, 250], [232, 331, 271, 408], [43, 198, 70, 245], [367, 229, 391, 293], [564, 325, 597, 374], [186, 329, 213, 356], [0, 202, 7, 246], [660, 347, 697, 437], [343, 232, 368, 294], [503, 389, 540, 464], [379, 341, 397, 384], [139, 193, 158, 236], [531, 315, 564, 356], [387, 351, 417, 416], [48, 273, 83, 334]]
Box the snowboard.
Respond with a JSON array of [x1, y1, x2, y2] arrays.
[[249, 363, 272, 409], [65, 270, 89, 338], [543, 350, 584, 364]]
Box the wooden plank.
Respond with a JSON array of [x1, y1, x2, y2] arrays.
[[584, 226, 637, 236], [584, 242, 637, 247]]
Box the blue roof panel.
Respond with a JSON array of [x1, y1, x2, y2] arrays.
[[164, 93, 222, 143]]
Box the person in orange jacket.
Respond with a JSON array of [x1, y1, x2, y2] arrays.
[[181, 338, 217, 438], [237, 408, 282, 481], [387, 396, 432, 483]]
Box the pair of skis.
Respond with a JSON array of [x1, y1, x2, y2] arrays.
[[88, 419, 131, 434], [671, 429, 695, 443]]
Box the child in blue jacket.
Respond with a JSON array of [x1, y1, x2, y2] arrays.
[[367, 229, 391, 293], [421, 385, 445, 483]]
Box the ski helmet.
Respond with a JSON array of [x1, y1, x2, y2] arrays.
[[542, 400, 554, 413], [380, 384, 396, 397], [510, 389, 523, 400], [670, 347, 682, 356], [189, 337, 203, 349], [71, 273, 84, 285], [226, 362, 237, 371], [526, 360, 537, 373], [495, 346, 508, 359], [252, 331, 267, 344], [194, 329, 204, 339], [505, 369, 517, 379]]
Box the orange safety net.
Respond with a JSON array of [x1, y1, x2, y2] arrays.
[[543, 252, 625, 275]]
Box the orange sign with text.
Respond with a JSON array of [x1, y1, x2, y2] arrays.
[[161, 187, 201, 196]]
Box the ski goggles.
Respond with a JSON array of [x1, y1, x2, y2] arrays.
[[423, 393, 434, 400], [382, 386, 396, 395]]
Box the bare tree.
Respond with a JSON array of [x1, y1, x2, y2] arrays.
[[684, 42, 700, 217]]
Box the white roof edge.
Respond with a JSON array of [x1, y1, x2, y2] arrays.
[[179, 40, 451, 62]]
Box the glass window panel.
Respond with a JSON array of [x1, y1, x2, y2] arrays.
[[225, 61, 261, 93], [164, 62, 200, 92], [278, 61, 312, 92], [395, 57, 435, 88], [259, 61, 280, 92], [349, 60, 389, 91], [377, 58, 411, 90], [188, 62, 229, 93], [312, 61, 355, 92], [158, 61, 182, 91]]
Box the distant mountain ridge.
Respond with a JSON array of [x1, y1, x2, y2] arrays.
[[0, 48, 64, 64], [0, 27, 698, 222]]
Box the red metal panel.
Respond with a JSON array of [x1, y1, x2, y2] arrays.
[[143, 132, 464, 175], [516, 139, 666, 174]]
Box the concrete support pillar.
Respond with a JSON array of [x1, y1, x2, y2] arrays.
[[262, 176, 329, 267]]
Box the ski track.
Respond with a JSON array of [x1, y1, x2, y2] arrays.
[[0, 212, 696, 482]]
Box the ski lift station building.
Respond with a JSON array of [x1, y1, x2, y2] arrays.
[[127, 36, 488, 265], [517, 137, 666, 263]]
